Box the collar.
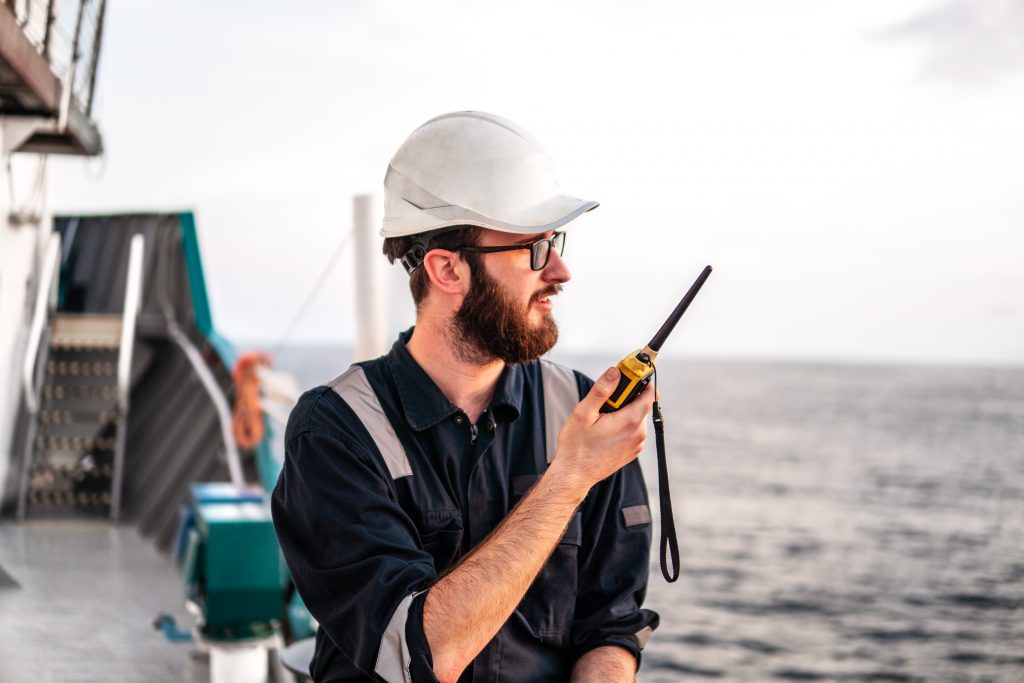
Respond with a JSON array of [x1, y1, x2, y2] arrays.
[[388, 328, 524, 431]]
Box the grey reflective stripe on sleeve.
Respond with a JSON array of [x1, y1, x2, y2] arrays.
[[330, 366, 413, 479], [636, 625, 654, 649], [374, 592, 419, 683], [540, 360, 580, 464]]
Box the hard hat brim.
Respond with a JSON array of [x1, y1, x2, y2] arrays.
[[381, 196, 598, 239], [381, 162, 599, 238]]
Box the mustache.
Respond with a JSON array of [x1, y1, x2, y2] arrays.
[[532, 284, 563, 302]]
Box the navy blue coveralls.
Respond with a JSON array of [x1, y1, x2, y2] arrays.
[[272, 331, 659, 682]]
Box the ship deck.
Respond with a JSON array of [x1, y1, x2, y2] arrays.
[[0, 520, 206, 682]]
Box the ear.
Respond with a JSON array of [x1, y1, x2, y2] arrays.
[[421, 249, 470, 296]]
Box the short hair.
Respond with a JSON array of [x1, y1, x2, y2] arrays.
[[382, 225, 483, 306]]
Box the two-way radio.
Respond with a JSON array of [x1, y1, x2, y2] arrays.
[[600, 265, 713, 582], [601, 265, 713, 413]]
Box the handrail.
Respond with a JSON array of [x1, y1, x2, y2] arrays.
[[21, 231, 61, 415], [165, 312, 244, 487], [116, 234, 145, 411], [110, 233, 145, 521]]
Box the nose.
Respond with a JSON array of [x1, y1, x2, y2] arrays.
[[542, 248, 571, 284]]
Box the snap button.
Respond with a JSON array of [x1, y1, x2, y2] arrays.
[[454, 414, 464, 425]]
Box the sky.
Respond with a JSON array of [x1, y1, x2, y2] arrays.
[[48, 0, 1024, 365]]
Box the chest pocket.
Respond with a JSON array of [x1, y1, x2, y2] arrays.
[[519, 510, 582, 647], [512, 473, 582, 647], [416, 509, 464, 572]]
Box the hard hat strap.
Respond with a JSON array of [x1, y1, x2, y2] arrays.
[[399, 227, 457, 274]]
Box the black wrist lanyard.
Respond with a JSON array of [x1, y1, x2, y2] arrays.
[[652, 371, 680, 582]]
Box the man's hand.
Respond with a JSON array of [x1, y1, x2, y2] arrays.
[[423, 368, 654, 683], [552, 367, 656, 491]]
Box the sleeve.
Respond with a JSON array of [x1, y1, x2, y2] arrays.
[[271, 392, 438, 682], [569, 375, 660, 665]]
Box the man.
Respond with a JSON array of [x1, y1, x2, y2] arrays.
[[272, 111, 659, 683]]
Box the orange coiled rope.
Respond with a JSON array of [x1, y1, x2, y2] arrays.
[[232, 351, 271, 450]]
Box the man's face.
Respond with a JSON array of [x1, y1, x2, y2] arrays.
[[452, 230, 571, 365]]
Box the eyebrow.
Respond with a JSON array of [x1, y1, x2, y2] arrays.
[[513, 231, 553, 246]]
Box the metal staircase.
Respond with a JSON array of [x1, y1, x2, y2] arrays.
[[16, 233, 143, 521], [23, 314, 121, 515], [9, 213, 247, 551]]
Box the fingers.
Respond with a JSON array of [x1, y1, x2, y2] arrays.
[[577, 367, 620, 416], [616, 379, 656, 421]]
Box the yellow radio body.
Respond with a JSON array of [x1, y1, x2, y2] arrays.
[[601, 346, 658, 413]]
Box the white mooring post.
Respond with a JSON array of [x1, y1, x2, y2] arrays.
[[352, 194, 388, 362]]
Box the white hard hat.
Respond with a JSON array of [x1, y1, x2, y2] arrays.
[[382, 111, 598, 238]]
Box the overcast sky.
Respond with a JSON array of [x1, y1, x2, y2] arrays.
[[50, 0, 1024, 365]]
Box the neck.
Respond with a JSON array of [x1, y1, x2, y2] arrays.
[[406, 316, 505, 424]]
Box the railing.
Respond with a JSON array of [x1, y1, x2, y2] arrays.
[[116, 235, 144, 413], [165, 312, 245, 488], [20, 231, 61, 415], [3, 0, 106, 116], [109, 233, 144, 520], [16, 230, 61, 519]]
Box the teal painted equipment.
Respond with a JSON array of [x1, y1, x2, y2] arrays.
[[182, 485, 287, 639]]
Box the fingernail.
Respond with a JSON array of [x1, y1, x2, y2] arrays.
[[603, 368, 617, 381]]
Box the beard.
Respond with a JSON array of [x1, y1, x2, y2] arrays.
[[451, 261, 560, 365]]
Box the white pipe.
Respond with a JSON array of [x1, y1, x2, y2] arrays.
[[110, 234, 145, 520], [116, 234, 144, 411], [352, 194, 388, 362], [21, 232, 61, 415]]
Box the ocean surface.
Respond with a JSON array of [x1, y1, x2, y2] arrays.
[[271, 346, 1024, 682]]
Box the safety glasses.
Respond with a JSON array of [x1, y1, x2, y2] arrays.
[[456, 232, 566, 271]]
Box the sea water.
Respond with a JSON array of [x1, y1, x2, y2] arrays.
[[272, 347, 1024, 681]]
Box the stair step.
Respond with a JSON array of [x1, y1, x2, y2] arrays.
[[29, 462, 114, 479], [34, 435, 117, 451], [48, 346, 119, 358], [28, 489, 110, 508], [51, 314, 123, 350], [43, 383, 119, 401], [36, 408, 119, 426], [45, 359, 118, 377], [25, 439, 115, 515], [35, 428, 118, 443]]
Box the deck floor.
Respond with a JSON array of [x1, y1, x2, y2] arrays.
[[0, 520, 207, 682]]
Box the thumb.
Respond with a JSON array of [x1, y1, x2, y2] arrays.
[[578, 367, 620, 414]]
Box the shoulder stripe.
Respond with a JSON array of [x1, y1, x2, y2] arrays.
[[329, 366, 413, 480], [539, 359, 580, 464]]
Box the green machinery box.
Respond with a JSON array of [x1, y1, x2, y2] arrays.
[[183, 501, 288, 638]]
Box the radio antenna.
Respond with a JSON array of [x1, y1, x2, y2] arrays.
[[647, 265, 713, 352]]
